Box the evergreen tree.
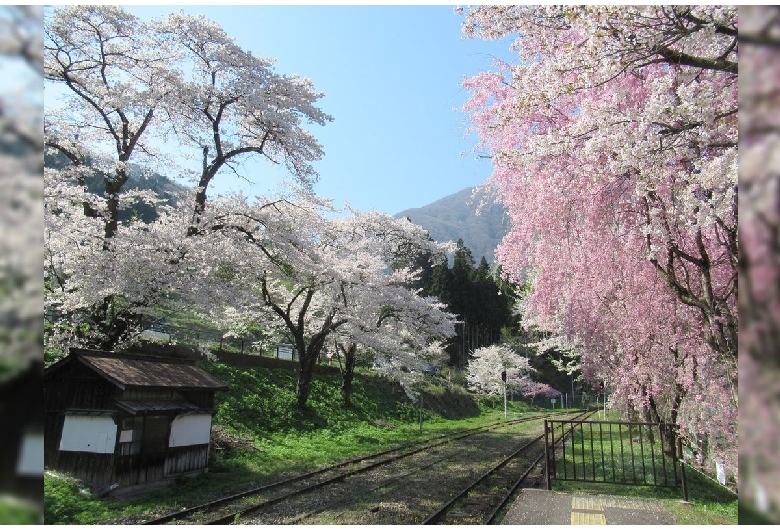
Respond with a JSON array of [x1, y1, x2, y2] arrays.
[[398, 239, 516, 367]]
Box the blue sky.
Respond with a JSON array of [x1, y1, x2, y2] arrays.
[[53, 5, 517, 215]]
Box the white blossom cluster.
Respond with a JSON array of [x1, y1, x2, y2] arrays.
[[466, 344, 531, 397]]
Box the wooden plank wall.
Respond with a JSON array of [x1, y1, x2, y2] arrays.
[[55, 452, 116, 487], [164, 444, 209, 476]]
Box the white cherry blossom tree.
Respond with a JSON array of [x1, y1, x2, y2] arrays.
[[467, 344, 532, 399], [186, 197, 457, 409], [152, 11, 332, 230], [44, 5, 331, 351]]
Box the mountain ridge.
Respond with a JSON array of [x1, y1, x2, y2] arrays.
[[48, 149, 508, 266], [395, 186, 508, 266]]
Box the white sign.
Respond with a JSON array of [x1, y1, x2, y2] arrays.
[[169, 414, 212, 447], [551, 398, 557, 404], [16, 432, 43, 476], [59, 415, 116, 454], [277, 344, 295, 360]]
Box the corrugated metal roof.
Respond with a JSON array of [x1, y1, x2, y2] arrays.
[[115, 399, 207, 414], [71, 350, 229, 391]]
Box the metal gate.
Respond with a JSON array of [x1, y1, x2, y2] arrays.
[[544, 419, 688, 500]]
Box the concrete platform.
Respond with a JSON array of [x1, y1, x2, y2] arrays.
[[502, 489, 677, 525]]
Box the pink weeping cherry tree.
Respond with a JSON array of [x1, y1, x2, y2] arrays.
[[458, 6, 737, 475]]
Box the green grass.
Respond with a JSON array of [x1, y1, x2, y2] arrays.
[[0, 499, 41, 525], [552, 420, 677, 487], [661, 465, 738, 525], [44, 473, 118, 525]]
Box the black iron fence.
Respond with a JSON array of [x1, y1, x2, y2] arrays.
[[544, 419, 688, 500]]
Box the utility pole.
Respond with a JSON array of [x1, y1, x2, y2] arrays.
[[501, 370, 507, 419]]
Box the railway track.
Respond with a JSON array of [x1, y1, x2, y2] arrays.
[[142, 410, 587, 525], [422, 409, 594, 524]]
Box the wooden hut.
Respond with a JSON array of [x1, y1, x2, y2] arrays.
[[44, 349, 228, 490]]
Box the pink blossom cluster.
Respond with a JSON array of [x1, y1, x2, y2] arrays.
[[516, 379, 560, 400]]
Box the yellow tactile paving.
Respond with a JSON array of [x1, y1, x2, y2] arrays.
[[572, 497, 604, 511], [571, 496, 606, 525], [571, 511, 607, 525]]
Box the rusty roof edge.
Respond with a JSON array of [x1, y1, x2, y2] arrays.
[[47, 348, 230, 391], [76, 355, 127, 390], [118, 383, 230, 391]]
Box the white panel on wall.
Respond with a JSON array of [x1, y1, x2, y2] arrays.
[[59, 415, 117, 454], [16, 432, 43, 476], [169, 414, 212, 447]]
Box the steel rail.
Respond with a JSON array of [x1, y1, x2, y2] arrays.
[[421, 434, 545, 524], [143, 411, 570, 524], [284, 454, 453, 524], [271, 413, 583, 525], [422, 410, 594, 525]]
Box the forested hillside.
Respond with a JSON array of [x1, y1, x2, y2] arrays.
[[396, 187, 507, 265]]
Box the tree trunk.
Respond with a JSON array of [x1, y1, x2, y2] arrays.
[[295, 326, 332, 410], [295, 369, 312, 410], [641, 402, 655, 447], [296, 353, 318, 410], [339, 342, 357, 408], [103, 169, 128, 244], [340, 369, 354, 409], [295, 341, 319, 410], [648, 395, 681, 457], [75, 295, 140, 351]]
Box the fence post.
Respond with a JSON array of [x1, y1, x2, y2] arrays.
[[677, 436, 688, 502], [544, 419, 552, 490]]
